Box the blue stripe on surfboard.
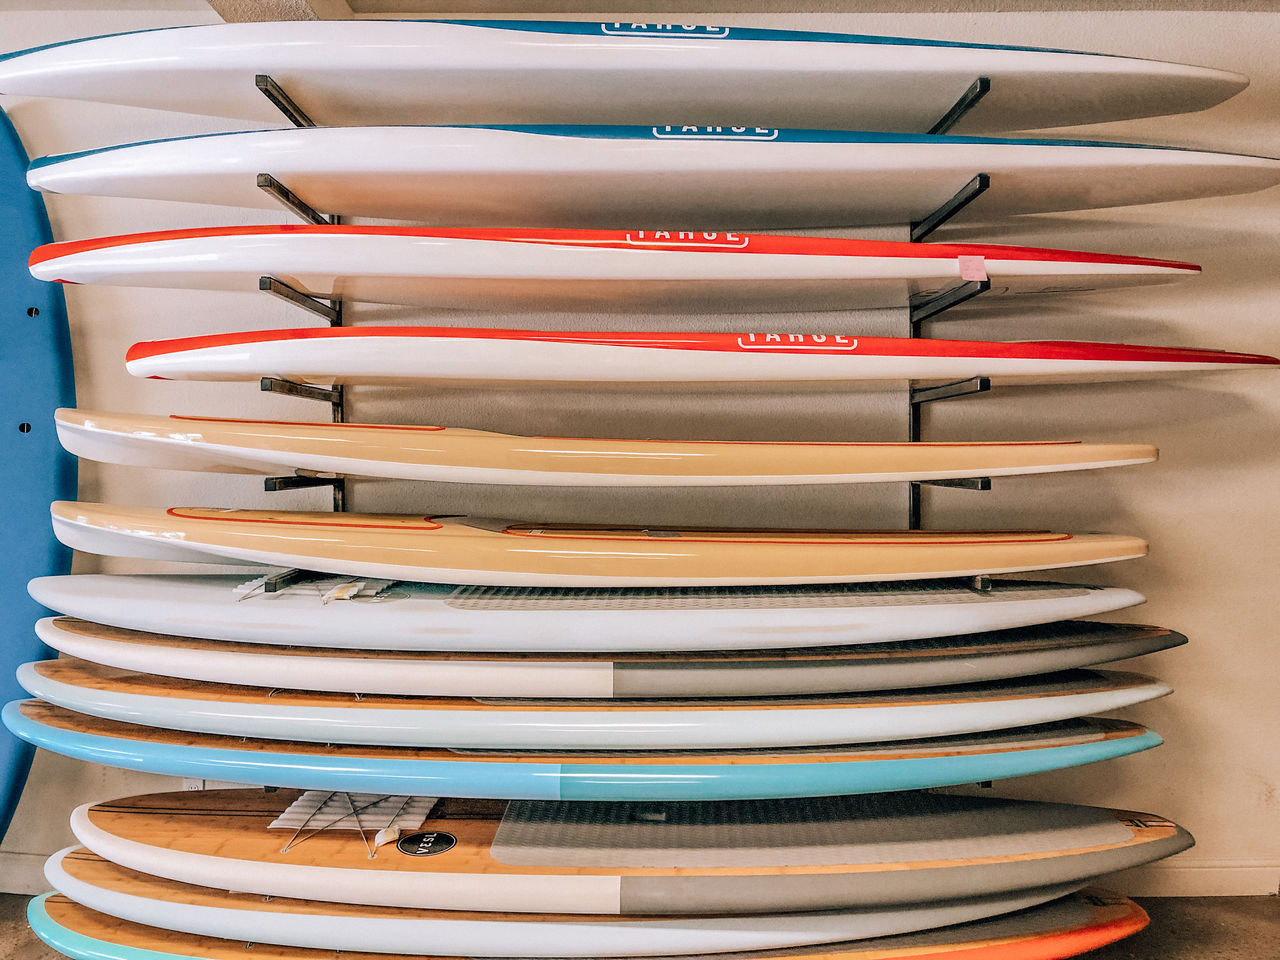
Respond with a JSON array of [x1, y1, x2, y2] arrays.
[[26, 126, 1236, 174], [0, 21, 1120, 64], [0, 109, 75, 842], [2, 702, 1162, 802]]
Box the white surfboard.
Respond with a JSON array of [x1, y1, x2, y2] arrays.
[[28, 227, 1200, 313], [28, 127, 1280, 228], [124, 327, 1280, 387], [33, 617, 1186, 699], [65, 789, 1194, 915], [49, 503, 1149, 587], [0, 20, 1248, 131], [27, 574, 1148, 653], [17, 658, 1171, 749], [42, 849, 1083, 959], [54, 409, 1159, 487]]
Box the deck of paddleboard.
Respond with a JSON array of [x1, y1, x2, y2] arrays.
[[26, 574, 1147, 652], [50, 504, 1150, 586], [28, 227, 1199, 313], [27, 127, 1280, 228], [123, 328, 1280, 387], [17, 658, 1170, 749], [54, 409, 1159, 486], [0, 19, 1247, 130], [0, 107, 76, 840], [29, 882, 1148, 960], [65, 788, 1192, 915], [3, 702, 1164, 801], [35, 617, 1185, 698]]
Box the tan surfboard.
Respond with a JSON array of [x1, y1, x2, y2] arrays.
[[32, 857, 1149, 959], [50, 503, 1148, 586], [55, 409, 1158, 487], [67, 788, 1192, 916], [4, 701, 1165, 802]]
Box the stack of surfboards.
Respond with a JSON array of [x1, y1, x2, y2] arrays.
[[5, 15, 1273, 960]]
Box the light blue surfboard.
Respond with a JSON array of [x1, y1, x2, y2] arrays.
[[3, 702, 1160, 802], [0, 108, 75, 840]]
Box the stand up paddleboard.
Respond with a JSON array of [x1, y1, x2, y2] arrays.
[[15, 659, 1171, 749], [27, 574, 1148, 652], [35, 617, 1186, 698], [0, 108, 76, 840], [123, 327, 1280, 386], [3, 703, 1164, 801], [63, 789, 1194, 915], [29, 227, 1201, 313], [37, 851, 1088, 959], [0, 19, 1247, 130], [54, 410, 1159, 487], [28, 886, 1151, 960], [27, 127, 1280, 228], [49, 504, 1149, 586]]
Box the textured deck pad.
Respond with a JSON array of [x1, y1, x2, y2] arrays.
[[488, 794, 1134, 867]]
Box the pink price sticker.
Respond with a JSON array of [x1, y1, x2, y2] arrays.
[[958, 255, 989, 282]]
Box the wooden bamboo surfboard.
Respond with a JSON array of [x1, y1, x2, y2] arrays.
[[29, 227, 1200, 313], [26, 127, 1280, 228], [54, 409, 1159, 487], [15, 658, 1172, 749], [38, 852, 1089, 958], [50, 504, 1150, 586], [49, 504, 1149, 587], [0, 106, 76, 841], [65, 789, 1194, 915], [0, 19, 1246, 130], [27, 574, 1149, 653], [28, 886, 1150, 960], [123, 327, 1280, 387], [3, 702, 1164, 801], [35, 617, 1186, 699]]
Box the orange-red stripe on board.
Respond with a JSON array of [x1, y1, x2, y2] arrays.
[[29, 224, 1201, 269]]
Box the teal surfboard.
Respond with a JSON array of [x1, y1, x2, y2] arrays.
[[4, 702, 1161, 802], [0, 108, 75, 839]]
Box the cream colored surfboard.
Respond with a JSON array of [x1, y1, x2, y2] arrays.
[[50, 503, 1149, 587], [54, 410, 1159, 487], [16, 657, 1172, 749], [66, 788, 1193, 915], [35, 617, 1186, 698], [39, 851, 1088, 958]]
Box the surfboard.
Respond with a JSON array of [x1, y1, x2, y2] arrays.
[[0, 19, 1247, 131], [124, 327, 1280, 387], [64, 788, 1194, 915], [0, 107, 76, 841], [27, 127, 1280, 228], [28, 885, 1150, 960], [15, 658, 1171, 749], [28, 227, 1201, 312], [49, 504, 1149, 586], [3, 702, 1164, 801], [37, 851, 1088, 960], [54, 409, 1160, 487], [26, 574, 1149, 653], [34, 617, 1186, 699]]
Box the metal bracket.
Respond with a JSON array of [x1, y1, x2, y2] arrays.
[[910, 376, 992, 406], [909, 279, 991, 327], [910, 173, 990, 243], [257, 173, 336, 226], [917, 476, 991, 491], [927, 77, 991, 135], [908, 377, 993, 530], [265, 472, 343, 493], [255, 74, 316, 128], [260, 275, 340, 324], [262, 568, 327, 594], [260, 376, 343, 405]]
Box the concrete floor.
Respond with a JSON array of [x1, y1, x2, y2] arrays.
[[0, 893, 1275, 960]]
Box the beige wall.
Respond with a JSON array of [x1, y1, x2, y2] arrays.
[[0, 3, 1276, 897]]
